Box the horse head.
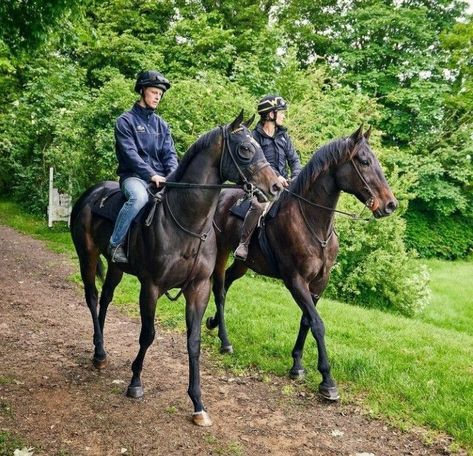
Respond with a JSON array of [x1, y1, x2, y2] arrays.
[[336, 125, 398, 218], [221, 110, 282, 202]]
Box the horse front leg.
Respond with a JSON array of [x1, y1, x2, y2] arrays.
[[287, 278, 339, 401], [127, 281, 160, 399], [208, 256, 248, 354], [289, 293, 320, 379], [185, 279, 213, 426]]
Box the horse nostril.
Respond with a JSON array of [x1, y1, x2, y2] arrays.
[[386, 200, 397, 213]]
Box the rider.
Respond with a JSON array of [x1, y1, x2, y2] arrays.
[[108, 70, 179, 263], [234, 95, 302, 261]]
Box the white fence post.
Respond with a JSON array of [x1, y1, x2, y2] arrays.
[[48, 167, 72, 227]]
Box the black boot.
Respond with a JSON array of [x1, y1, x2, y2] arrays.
[[234, 200, 264, 261], [108, 243, 128, 263]]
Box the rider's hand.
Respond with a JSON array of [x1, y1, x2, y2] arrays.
[[150, 174, 166, 187], [278, 175, 289, 188]]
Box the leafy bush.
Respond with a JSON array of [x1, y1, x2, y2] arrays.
[[405, 207, 473, 259], [326, 193, 430, 317]]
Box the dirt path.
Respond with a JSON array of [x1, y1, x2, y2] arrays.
[[0, 225, 457, 456]]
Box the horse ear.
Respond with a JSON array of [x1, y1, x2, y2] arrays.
[[350, 123, 364, 143], [364, 125, 372, 141], [229, 110, 245, 131], [243, 114, 255, 128]]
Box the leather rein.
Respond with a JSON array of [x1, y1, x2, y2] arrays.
[[149, 125, 268, 301]]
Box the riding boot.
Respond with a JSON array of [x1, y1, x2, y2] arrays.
[[234, 200, 265, 261], [108, 243, 128, 264]]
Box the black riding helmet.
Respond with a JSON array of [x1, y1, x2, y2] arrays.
[[257, 95, 287, 119], [134, 70, 171, 94]]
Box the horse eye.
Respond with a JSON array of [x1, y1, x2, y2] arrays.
[[237, 144, 254, 160], [359, 158, 369, 166]]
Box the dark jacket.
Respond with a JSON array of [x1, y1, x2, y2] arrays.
[[115, 103, 178, 183], [252, 122, 301, 179]]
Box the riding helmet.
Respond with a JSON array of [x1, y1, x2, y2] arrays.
[[134, 70, 171, 93], [257, 95, 288, 116]]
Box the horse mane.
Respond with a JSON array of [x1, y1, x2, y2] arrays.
[[167, 126, 222, 182], [289, 136, 352, 196]]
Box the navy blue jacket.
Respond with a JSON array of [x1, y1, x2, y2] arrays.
[[115, 103, 178, 183], [252, 122, 302, 179]]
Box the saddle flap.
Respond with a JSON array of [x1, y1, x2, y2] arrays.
[[229, 198, 252, 220]]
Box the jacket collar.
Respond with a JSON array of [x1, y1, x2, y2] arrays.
[[255, 121, 287, 138], [132, 102, 155, 120]]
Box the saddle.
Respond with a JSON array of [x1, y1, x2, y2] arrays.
[[229, 197, 281, 275], [91, 187, 154, 225]]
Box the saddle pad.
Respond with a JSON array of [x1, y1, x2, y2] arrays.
[[91, 189, 126, 222], [229, 197, 281, 221], [229, 198, 252, 220]]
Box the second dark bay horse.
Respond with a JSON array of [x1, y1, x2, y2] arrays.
[[70, 111, 282, 426], [208, 125, 398, 401]]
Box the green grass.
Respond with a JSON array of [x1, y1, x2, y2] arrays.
[[1, 199, 473, 453], [419, 258, 473, 336], [0, 431, 25, 456]]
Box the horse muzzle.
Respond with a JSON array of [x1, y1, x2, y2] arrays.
[[370, 197, 398, 218]]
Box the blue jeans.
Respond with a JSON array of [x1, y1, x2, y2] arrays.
[[110, 177, 149, 246]]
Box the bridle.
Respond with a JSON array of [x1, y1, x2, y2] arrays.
[[287, 140, 377, 248]]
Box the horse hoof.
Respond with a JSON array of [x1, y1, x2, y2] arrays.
[[220, 345, 234, 354], [206, 317, 217, 330], [289, 369, 305, 380], [318, 384, 340, 401], [126, 385, 144, 399], [93, 356, 108, 370], [192, 411, 212, 427]]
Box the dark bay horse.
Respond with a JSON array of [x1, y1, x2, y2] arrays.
[[208, 125, 398, 401], [70, 112, 282, 426]]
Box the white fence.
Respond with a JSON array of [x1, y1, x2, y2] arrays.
[[48, 167, 72, 227]]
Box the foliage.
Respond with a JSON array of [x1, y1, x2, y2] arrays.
[[278, 0, 472, 248], [49, 72, 135, 198], [2, 0, 472, 312], [404, 206, 473, 259], [327, 194, 430, 316], [159, 72, 256, 155], [0, 53, 88, 213]]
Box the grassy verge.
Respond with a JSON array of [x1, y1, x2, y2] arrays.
[[1, 200, 472, 453], [0, 431, 26, 456]]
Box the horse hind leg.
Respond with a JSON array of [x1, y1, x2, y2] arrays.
[[77, 249, 107, 369], [98, 262, 123, 332], [208, 258, 248, 354], [92, 262, 124, 368]]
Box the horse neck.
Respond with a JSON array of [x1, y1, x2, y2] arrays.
[[292, 171, 341, 236], [165, 142, 222, 231]]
